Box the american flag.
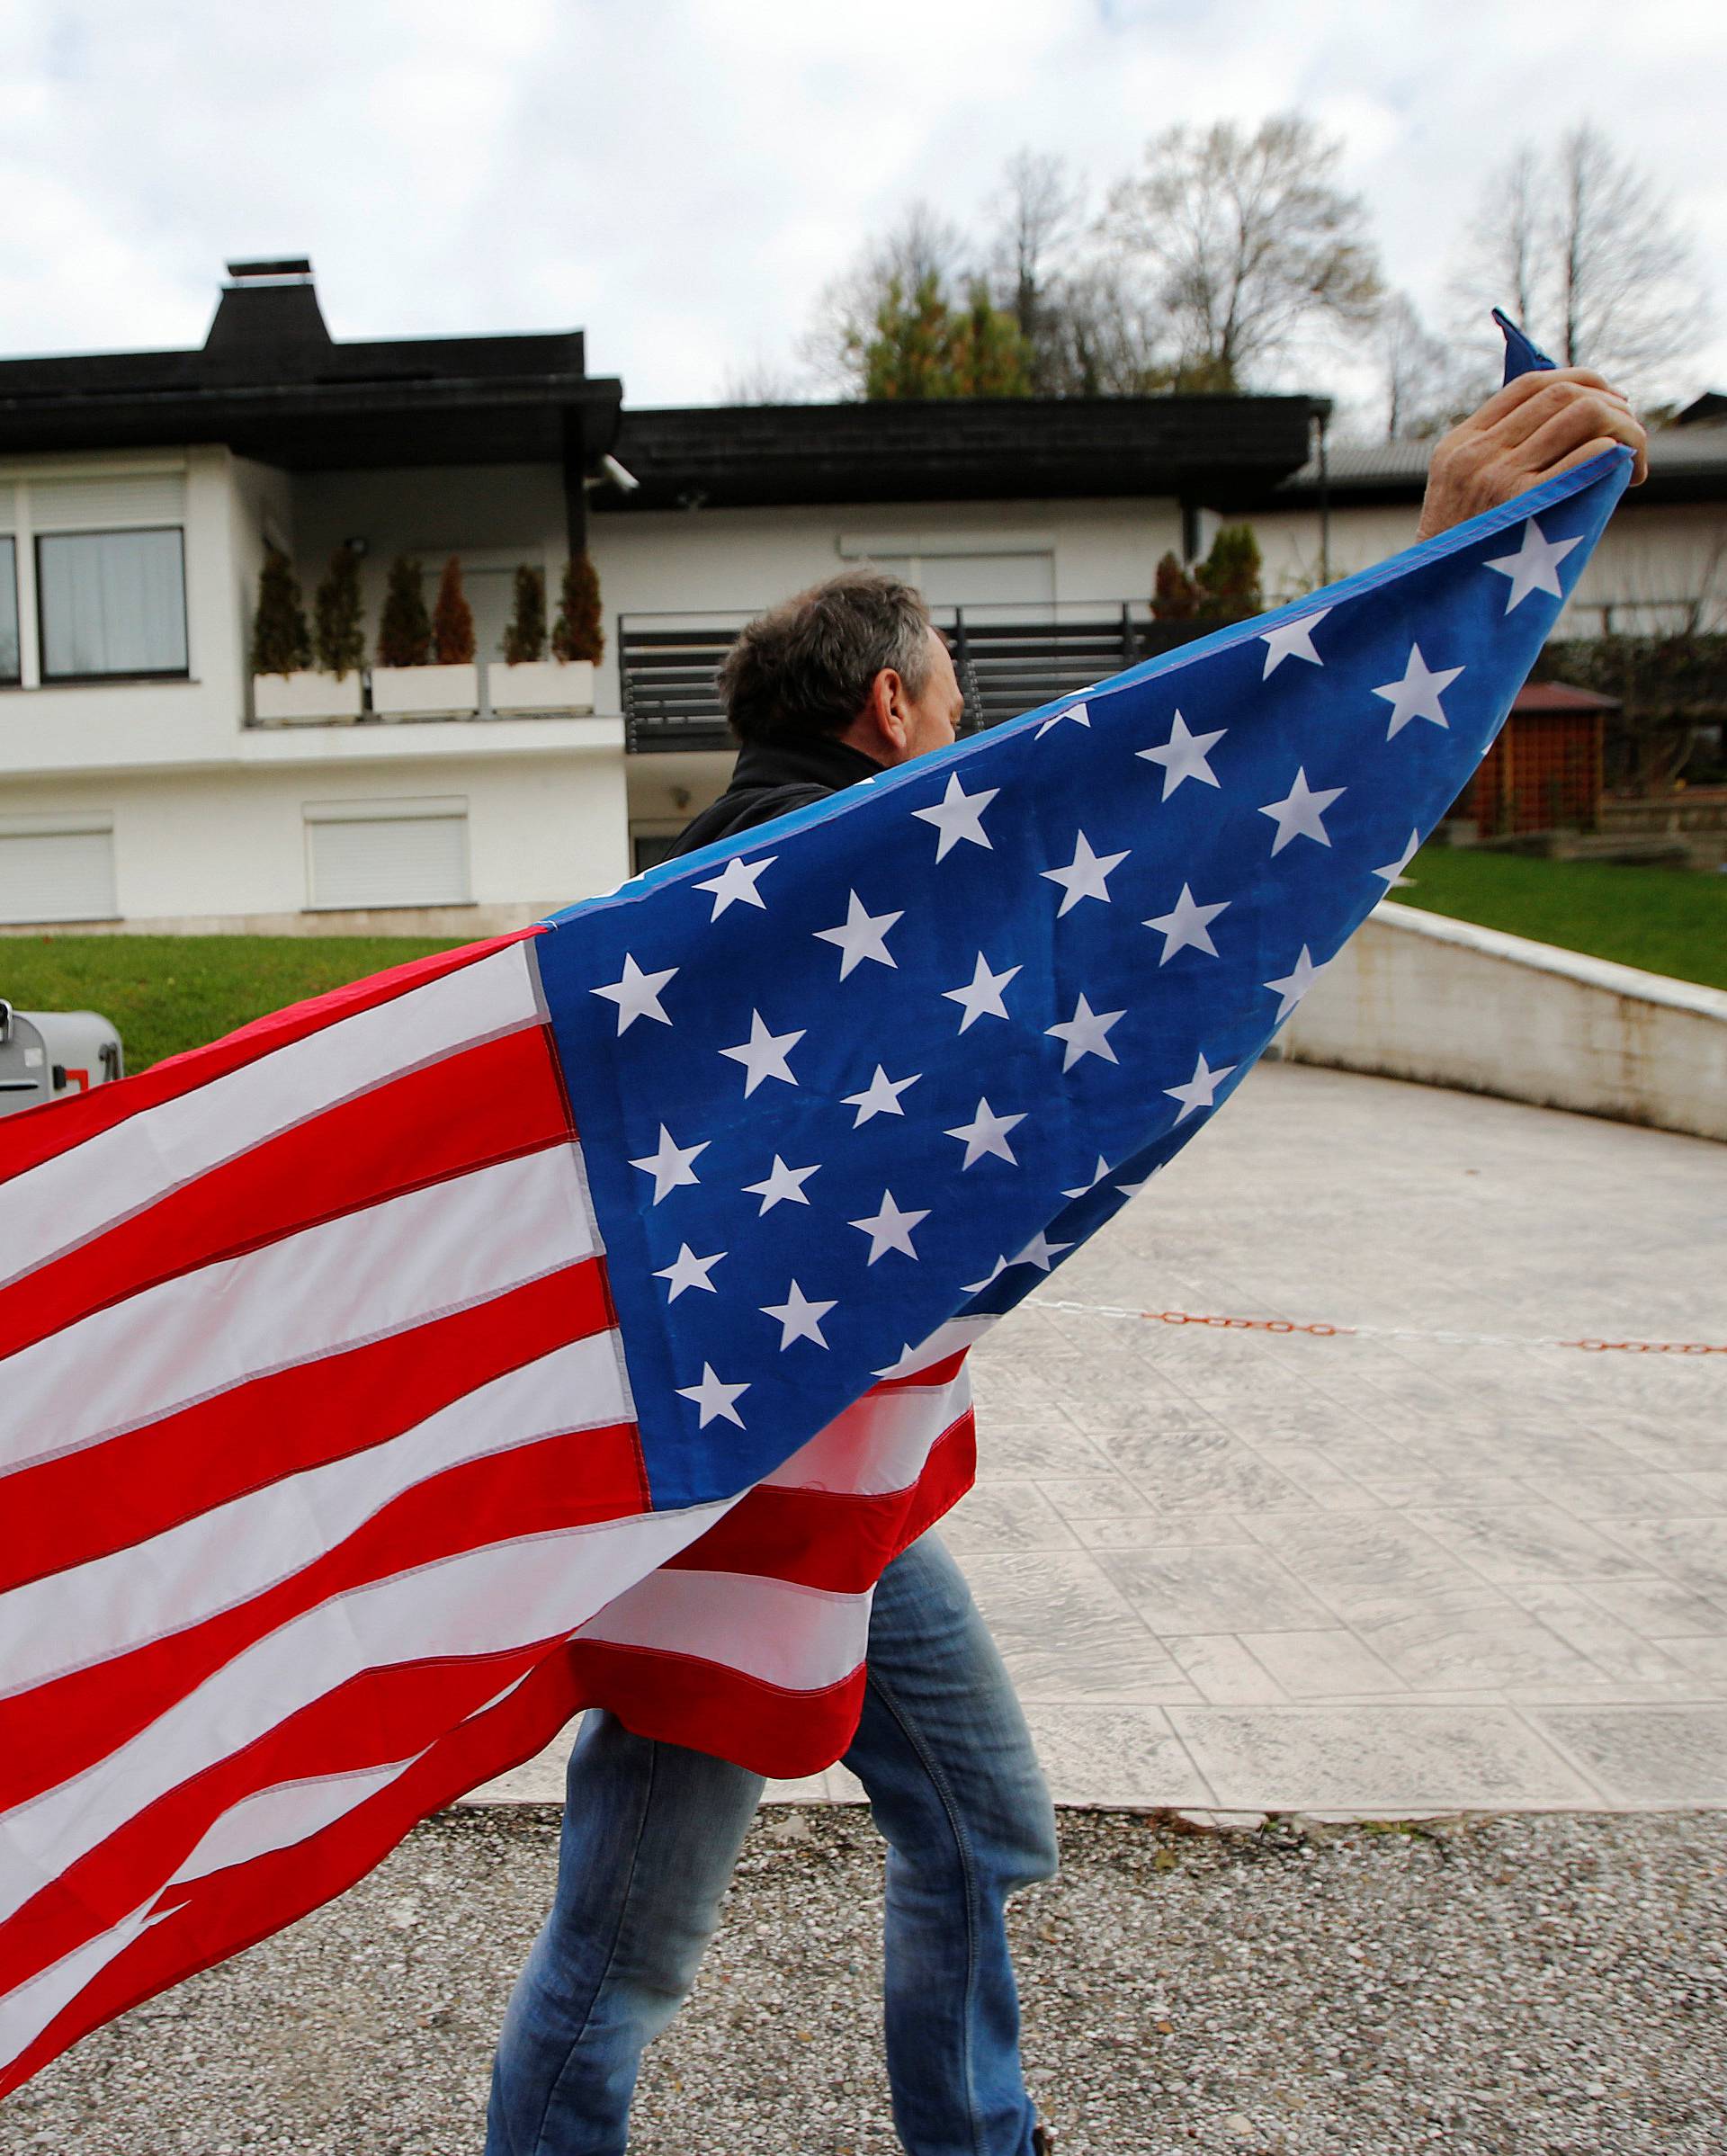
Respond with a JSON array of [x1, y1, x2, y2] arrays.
[[0, 443, 1627, 2095]]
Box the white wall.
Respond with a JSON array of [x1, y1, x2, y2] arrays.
[[1284, 901, 1727, 1143], [0, 746, 628, 932], [0, 446, 246, 778], [587, 495, 1185, 716], [1245, 495, 1724, 633]]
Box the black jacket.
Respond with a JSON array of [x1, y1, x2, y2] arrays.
[[667, 735, 885, 860]]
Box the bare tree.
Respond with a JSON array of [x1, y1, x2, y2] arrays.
[[720, 353, 815, 405], [799, 202, 970, 396], [1375, 291, 1492, 440], [982, 149, 1087, 390], [1103, 114, 1382, 389], [1455, 123, 1708, 388]]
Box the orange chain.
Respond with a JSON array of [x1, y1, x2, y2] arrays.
[[1030, 1298, 1726, 1355]]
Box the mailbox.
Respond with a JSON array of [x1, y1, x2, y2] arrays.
[[0, 1000, 124, 1120]]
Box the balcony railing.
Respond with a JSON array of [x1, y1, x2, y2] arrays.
[[618, 604, 1205, 754]]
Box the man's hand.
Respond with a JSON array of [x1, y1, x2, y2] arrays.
[[1416, 368, 1649, 541]]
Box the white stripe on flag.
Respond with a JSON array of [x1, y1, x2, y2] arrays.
[[575, 1569, 873, 1693], [0, 1333, 631, 1696], [0, 942, 541, 1285], [0, 1502, 734, 1928], [0, 1148, 598, 1480], [764, 1363, 972, 1498], [0, 1898, 159, 2073], [0, 1665, 541, 2071]]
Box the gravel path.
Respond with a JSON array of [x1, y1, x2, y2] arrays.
[[4, 1807, 1723, 2155]]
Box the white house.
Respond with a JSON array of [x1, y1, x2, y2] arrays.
[[2, 260, 1721, 936]]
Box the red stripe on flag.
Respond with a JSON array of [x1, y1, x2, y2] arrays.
[[0, 1424, 649, 1812], [666, 1408, 977, 1594], [0, 1428, 972, 2043], [0, 1026, 573, 1362], [0, 930, 541, 1190], [0, 1258, 617, 1596]]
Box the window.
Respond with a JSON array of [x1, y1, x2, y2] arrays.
[[304, 798, 470, 911], [37, 527, 189, 681], [0, 537, 17, 684], [0, 817, 117, 924]]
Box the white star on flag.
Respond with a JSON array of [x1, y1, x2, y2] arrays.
[[1012, 1229, 1072, 1272], [1263, 945, 1324, 1021], [843, 1065, 921, 1126], [761, 1280, 837, 1349], [945, 1097, 1026, 1168], [1373, 830, 1420, 884], [1259, 608, 1330, 678], [1484, 518, 1581, 611], [719, 1011, 804, 1095], [1143, 883, 1229, 962], [1165, 1050, 1236, 1123], [1258, 768, 1345, 854], [962, 1254, 1011, 1295], [944, 953, 1020, 1032], [629, 1124, 708, 1203], [742, 1155, 820, 1212], [1063, 1157, 1112, 1200], [849, 1189, 930, 1264], [693, 854, 775, 919], [912, 773, 998, 859], [591, 953, 677, 1033], [815, 890, 903, 978], [1042, 831, 1130, 916], [1034, 700, 1090, 738], [676, 1363, 750, 1427], [653, 1244, 727, 1300], [1046, 992, 1124, 1070], [1374, 644, 1464, 739], [1136, 710, 1226, 799]]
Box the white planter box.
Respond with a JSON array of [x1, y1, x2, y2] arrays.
[[253, 671, 363, 725], [371, 663, 479, 720], [490, 658, 595, 715]]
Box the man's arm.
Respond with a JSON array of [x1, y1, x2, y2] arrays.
[[1416, 368, 1649, 541]]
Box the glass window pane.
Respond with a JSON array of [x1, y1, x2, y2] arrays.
[[38, 528, 188, 679], [0, 537, 17, 682]]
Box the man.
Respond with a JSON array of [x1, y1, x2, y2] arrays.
[[485, 366, 1646, 2156]]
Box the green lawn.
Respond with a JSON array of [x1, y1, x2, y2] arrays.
[[0, 935, 463, 1072], [1396, 847, 1727, 992]]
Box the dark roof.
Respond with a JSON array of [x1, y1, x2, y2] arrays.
[[1269, 425, 1727, 510], [1513, 680, 1620, 714], [0, 267, 622, 470], [598, 395, 1321, 512]]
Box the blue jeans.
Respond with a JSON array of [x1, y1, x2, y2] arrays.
[[486, 1530, 1059, 2156]]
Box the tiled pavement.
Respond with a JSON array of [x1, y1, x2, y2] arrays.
[[473, 1061, 1727, 1817]]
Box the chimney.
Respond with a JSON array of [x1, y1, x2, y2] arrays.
[[201, 256, 333, 378]]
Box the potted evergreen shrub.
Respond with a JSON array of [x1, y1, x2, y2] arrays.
[[371, 555, 479, 719], [529, 552, 602, 712], [491, 563, 592, 713], [252, 547, 353, 723]]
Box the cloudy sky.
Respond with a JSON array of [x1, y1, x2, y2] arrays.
[[2, 0, 1723, 422]]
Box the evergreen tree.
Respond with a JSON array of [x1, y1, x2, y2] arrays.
[[376, 556, 431, 667], [312, 543, 365, 678], [250, 547, 311, 676], [551, 554, 604, 664], [1150, 550, 1201, 621], [1195, 525, 1264, 623], [503, 565, 548, 664], [432, 556, 476, 664]]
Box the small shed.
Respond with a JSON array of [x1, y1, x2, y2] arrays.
[[1463, 679, 1619, 836]]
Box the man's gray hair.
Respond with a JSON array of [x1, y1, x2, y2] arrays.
[[718, 568, 934, 747]]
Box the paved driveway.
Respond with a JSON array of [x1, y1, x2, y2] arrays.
[[476, 1061, 1727, 1816]]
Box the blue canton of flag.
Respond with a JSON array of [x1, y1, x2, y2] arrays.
[[535, 446, 1632, 1510]]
